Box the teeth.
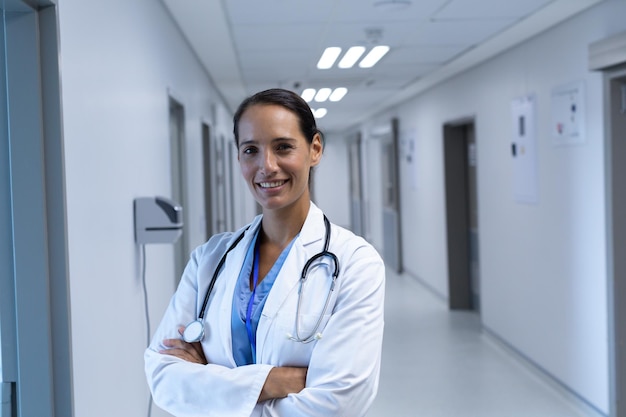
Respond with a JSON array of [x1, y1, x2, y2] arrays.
[[259, 181, 284, 188]]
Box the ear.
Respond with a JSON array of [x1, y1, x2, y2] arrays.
[[310, 133, 323, 167]]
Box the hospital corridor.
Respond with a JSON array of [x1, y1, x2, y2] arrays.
[[366, 269, 601, 417], [2, 0, 626, 416]]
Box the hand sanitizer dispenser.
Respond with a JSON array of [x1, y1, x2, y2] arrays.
[[134, 196, 183, 244]]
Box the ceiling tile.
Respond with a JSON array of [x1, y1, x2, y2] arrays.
[[331, 0, 447, 23], [435, 0, 555, 20], [224, 0, 337, 24], [410, 18, 517, 45]]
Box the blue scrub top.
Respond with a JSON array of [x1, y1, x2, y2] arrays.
[[231, 229, 296, 365]]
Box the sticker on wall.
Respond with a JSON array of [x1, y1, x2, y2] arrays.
[[551, 81, 586, 146], [511, 95, 538, 204], [400, 129, 418, 191], [468, 142, 477, 167]]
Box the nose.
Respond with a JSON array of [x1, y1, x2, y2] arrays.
[[260, 148, 278, 174]]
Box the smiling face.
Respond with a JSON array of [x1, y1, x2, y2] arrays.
[[237, 104, 322, 214]]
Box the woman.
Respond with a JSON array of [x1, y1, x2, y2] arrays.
[[145, 88, 385, 416]]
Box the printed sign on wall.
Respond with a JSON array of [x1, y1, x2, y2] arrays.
[[511, 95, 538, 204], [551, 81, 585, 146]]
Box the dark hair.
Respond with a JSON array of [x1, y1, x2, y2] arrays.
[[233, 88, 324, 147]]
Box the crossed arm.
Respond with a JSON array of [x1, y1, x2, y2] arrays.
[[160, 327, 307, 402]]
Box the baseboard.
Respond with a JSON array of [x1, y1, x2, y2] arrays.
[[482, 326, 608, 417]]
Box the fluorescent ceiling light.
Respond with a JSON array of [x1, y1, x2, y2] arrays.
[[338, 46, 366, 69], [359, 45, 390, 68], [313, 108, 327, 118], [317, 47, 342, 69], [373, 0, 411, 12], [301, 88, 316, 102], [314, 88, 332, 102], [329, 87, 348, 102]]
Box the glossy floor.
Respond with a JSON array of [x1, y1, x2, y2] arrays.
[[366, 270, 604, 417]]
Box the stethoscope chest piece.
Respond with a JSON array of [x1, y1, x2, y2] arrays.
[[183, 320, 204, 343]]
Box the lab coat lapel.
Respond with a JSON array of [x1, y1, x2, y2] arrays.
[[256, 204, 325, 357], [216, 215, 262, 365]]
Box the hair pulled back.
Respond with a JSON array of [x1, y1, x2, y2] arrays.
[[233, 88, 324, 147]]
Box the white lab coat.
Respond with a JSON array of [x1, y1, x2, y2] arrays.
[[145, 203, 385, 417]]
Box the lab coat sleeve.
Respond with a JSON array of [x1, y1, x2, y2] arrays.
[[262, 240, 386, 417], [144, 240, 274, 417]]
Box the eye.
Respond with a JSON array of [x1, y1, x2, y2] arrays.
[[276, 142, 294, 152], [241, 146, 258, 155]]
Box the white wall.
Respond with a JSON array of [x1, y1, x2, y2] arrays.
[[313, 133, 351, 229], [316, 0, 626, 413], [56, 0, 248, 416]]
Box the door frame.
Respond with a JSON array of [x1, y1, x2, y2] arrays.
[[1, 1, 73, 416], [604, 66, 626, 417], [590, 29, 626, 417]]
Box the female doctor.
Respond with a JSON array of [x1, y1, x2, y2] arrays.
[[144, 88, 385, 417]]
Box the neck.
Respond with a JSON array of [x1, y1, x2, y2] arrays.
[[260, 200, 310, 248]]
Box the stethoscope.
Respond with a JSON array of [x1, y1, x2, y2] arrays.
[[182, 215, 340, 344]]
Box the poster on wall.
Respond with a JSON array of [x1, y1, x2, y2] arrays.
[[400, 129, 418, 191], [551, 81, 586, 146], [510, 95, 538, 204]]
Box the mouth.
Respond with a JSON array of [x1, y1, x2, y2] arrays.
[[257, 180, 287, 189]]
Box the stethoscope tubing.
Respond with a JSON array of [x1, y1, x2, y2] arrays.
[[198, 229, 248, 320], [290, 216, 339, 343], [183, 230, 248, 343], [185, 215, 338, 344]]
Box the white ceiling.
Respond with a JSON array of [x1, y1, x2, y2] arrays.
[[162, 0, 604, 133]]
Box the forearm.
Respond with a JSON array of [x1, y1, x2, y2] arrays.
[[258, 366, 308, 402], [146, 348, 273, 417]]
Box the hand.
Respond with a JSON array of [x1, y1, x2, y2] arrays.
[[159, 326, 208, 365], [258, 366, 308, 402]]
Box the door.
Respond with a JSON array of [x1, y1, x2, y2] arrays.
[[214, 135, 228, 233], [169, 97, 187, 279], [0, 8, 16, 415], [348, 133, 365, 236], [201, 122, 214, 240], [466, 125, 480, 310], [380, 119, 403, 273], [606, 69, 626, 417], [227, 139, 237, 230], [443, 120, 481, 311]]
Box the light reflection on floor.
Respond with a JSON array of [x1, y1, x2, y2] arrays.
[[366, 269, 604, 417]]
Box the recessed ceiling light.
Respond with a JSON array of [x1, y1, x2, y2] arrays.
[[338, 46, 366, 69], [359, 45, 390, 68], [317, 47, 342, 70], [301, 88, 316, 102], [314, 88, 332, 102], [329, 88, 348, 102], [314, 108, 327, 118]]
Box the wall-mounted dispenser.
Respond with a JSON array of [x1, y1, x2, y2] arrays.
[[134, 196, 183, 244]]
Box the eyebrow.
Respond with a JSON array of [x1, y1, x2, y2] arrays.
[[238, 137, 297, 147]]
